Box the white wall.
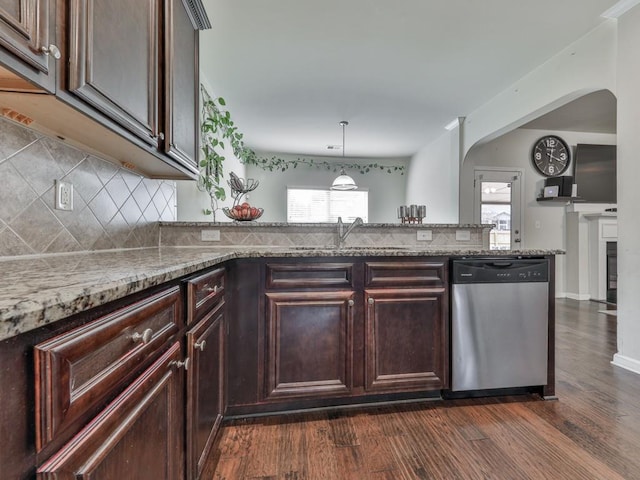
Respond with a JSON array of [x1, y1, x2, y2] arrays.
[[176, 65, 247, 222], [613, 6, 640, 374], [406, 128, 460, 223], [245, 153, 409, 223], [460, 128, 616, 296]]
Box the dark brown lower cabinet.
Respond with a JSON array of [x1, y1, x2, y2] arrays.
[[36, 342, 185, 480], [186, 299, 225, 480], [365, 288, 447, 393], [223, 257, 450, 415], [264, 291, 355, 400]]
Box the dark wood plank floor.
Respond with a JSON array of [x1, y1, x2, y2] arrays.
[[207, 299, 640, 479]]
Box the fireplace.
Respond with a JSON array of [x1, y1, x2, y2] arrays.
[[607, 241, 617, 304]]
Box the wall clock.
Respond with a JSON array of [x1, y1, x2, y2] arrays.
[[531, 135, 571, 177]]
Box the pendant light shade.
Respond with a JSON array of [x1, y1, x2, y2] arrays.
[[331, 168, 357, 190], [331, 121, 357, 191]]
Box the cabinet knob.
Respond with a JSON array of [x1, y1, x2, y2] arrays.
[[155, 132, 165, 141], [131, 328, 153, 344], [368, 298, 375, 305], [194, 340, 207, 351], [41, 44, 61, 60], [170, 358, 190, 370], [348, 299, 354, 307]]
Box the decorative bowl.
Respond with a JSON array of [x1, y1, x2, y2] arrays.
[[222, 206, 264, 221]]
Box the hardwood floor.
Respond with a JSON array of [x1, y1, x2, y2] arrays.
[[207, 299, 640, 479]]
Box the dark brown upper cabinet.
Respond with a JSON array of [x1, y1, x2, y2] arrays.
[[0, 0, 57, 92], [164, 0, 199, 171], [68, 0, 161, 149], [0, 0, 210, 178]]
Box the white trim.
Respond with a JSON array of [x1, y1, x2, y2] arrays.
[[612, 353, 640, 375], [564, 292, 591, 301], [601, 0, 640, 18], [444, 118, 459, 131]]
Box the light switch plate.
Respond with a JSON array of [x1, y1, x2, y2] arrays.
[[417, 230, 432, 241], [201, 229, 221, 241], [455, 230, 471, 241]]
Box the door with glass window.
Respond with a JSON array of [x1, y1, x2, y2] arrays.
[[474, 169, 523, 250]]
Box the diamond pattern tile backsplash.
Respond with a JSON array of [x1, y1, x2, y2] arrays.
[[0, 118, 176, 257]]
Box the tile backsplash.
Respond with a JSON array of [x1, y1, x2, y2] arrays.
[[0, 118, 176, 257]]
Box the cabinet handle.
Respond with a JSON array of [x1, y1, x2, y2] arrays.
[[170, 358, 190, 370], [194, 340, 207, 351], [41, 44, 61, 60], [368, 298, 375, 305], [204, 284, 218, 294], [348, 299, 354, 307], [131, 328, 153, 344]]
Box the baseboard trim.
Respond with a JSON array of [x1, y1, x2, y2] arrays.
[[612, 353, 640, 375], [565, 293, 591, 301]]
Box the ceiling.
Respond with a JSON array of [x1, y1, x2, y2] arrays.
[[520, 89, 616, 134], [200, 0, 620, 159]]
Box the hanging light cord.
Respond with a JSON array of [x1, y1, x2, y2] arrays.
[[340, 120, 348, 169]]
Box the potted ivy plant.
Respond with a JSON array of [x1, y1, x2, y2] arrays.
[[197, 86, 233, 221]]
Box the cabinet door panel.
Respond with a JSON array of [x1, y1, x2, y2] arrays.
[[186, 300, 225, 480], [37, 343, 184, 480], [0, 0, 56, 91], [264, 291, 354, 400], [164, 0, 198, 172], [365, 288, 447, 392], [68, 0, 159, 145]]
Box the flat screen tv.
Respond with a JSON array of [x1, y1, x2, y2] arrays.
[[573, 144, 616, 203]]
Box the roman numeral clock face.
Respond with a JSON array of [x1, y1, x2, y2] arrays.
[[532, 135, 571, 177]]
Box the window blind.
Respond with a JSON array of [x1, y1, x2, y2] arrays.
[[287, 187, 368, 223]]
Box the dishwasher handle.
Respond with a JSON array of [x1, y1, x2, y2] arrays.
[[489, 261, 513, 268]]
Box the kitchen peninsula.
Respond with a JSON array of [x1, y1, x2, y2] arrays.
[[0, 222, 560, 479]]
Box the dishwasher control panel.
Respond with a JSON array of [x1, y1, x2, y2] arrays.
[[452, 258, 549, 283]]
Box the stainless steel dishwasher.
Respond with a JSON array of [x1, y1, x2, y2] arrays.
[[451, 258, 549, 392]]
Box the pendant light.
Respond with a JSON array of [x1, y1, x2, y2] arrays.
[[331, 121, 357, 190]]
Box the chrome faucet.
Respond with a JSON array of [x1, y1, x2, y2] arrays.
[[337, 216, 363, 248]]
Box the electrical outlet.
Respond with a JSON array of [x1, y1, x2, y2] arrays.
[[201, 229, 221, 242], [417, 230, 432, 241], [55, 180, 73, 211]]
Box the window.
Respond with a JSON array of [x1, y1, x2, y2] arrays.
[[479, 181, 512, 250], [287, 187, 368, 223]]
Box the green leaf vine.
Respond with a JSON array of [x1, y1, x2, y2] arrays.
[[197, 84, 406, 219]]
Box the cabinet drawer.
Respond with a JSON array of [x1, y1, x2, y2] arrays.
[[34, 286, 183, 451], [186, 267, 225, 324], [365, 260, 447, 287], [266, 262, 354, 290]]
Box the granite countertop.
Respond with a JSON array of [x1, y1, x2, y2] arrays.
[[159, 221, 496, 228], [0, 246, 563, 342]]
